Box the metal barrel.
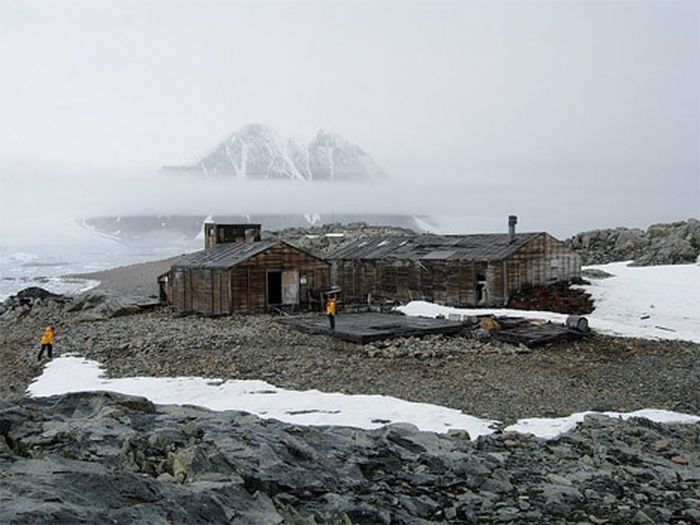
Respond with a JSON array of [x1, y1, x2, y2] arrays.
[[565, 315, 589, 332]]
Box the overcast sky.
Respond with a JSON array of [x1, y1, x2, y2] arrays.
[[0, 0, 698, 238]]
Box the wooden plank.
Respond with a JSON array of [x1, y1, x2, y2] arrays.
[[492, 323, 587, 347], [279, 313, 464, 344]]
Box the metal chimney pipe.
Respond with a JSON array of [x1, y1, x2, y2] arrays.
[[508, 215, 517, 241]]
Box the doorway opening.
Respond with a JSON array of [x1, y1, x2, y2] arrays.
[[267, 271, 282, 305], [475, 263, 488, 305], [476, 274, 487, 304]]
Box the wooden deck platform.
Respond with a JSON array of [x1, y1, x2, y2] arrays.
[[278, 313, 465, 344], [492, 322, 587, 347]]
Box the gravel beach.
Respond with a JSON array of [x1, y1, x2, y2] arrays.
[[72, 255, 183, 297]]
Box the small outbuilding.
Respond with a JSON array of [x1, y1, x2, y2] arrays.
[[204, 223, 261, 248], [330, 227, 581, 308], [161, 240, 331, 314]]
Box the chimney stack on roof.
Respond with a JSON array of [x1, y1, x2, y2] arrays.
[[508, 215, 518, 242]]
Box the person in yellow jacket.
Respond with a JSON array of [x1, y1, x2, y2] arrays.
[[325, 295, 337, 331], [38, 326, 54, 361]]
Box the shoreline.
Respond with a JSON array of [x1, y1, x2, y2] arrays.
[[70, 254, 183, 297]]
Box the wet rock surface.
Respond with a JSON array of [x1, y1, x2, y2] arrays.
[[0, 392, 698, 524]]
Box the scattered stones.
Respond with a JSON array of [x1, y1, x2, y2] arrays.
[[1, 297, 699, 426], [361, 334, 521, 360]]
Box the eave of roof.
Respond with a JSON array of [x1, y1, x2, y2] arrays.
[[171, 240, 329, 270]]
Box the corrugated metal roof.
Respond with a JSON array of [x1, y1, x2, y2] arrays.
[[329, 233, 544, 261], [171, 241, 279, 269]]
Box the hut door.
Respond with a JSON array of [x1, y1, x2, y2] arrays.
[[267, 271, 282, 305], [281, 270, 299, 305]]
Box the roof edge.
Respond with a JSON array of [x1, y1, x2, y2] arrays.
[[170, 239, 329, 270]]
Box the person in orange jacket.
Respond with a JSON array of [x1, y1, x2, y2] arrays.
[[38, 326, 54, 361], [325, 295, 337, 331]]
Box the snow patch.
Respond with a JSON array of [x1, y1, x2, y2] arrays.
[[27, 357, 699, 440], [507, 409, 699, 440], [27, 357, 498, 438]]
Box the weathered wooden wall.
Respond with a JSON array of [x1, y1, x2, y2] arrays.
[[334, 259, 484, 306], [504, 233, 581, 295], [231, 244, 330, 313], [542, 233, 581, 283], [333, 233, 581, 307], [170, 243, 330, 314], [204, 224, 262, 249]]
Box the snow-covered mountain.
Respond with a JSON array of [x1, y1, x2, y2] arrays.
[[165, 124, 387, 181]]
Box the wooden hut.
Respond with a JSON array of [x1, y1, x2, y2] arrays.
[[330, 232, 581, 307], [161, 240, 331, 314]]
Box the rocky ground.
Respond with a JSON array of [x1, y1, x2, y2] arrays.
[[565, 219, 700, 266], [1, 391, 698, 524], [1, 293, 698, 426]]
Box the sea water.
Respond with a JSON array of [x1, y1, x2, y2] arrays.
[[0, 241, 192, 301]]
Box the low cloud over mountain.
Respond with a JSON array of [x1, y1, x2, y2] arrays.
[[165, 124, 387, 182]]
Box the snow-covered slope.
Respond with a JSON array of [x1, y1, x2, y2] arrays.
[[171, 124, 386, 181]]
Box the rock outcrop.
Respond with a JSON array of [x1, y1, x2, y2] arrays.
[[0, 288, 158, 323], [1, 392, 698, 524], [0, 287, 68, 321], [566, 219, 700, 266], [66, 291, 159, 321]]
